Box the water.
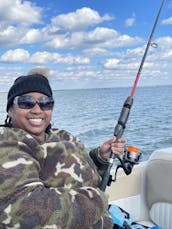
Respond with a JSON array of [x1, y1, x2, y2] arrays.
[[1, 86, 172, 161]]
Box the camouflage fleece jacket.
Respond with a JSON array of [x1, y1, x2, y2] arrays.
[[0, 127, 113, 229]]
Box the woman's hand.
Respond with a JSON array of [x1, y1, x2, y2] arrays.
[[99, 137, 126, 161]]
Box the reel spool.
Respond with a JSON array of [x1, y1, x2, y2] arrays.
[[107, 145, 142, 185], [124, 145, 142, 164]]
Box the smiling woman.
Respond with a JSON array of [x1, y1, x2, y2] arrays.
[[0, 68, 126, 228], [8, 92, 54, 143], [4, 70, 54, 143]]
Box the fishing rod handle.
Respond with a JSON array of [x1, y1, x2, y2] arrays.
[[99, 96, 133, 191], [114, 96, 133, 138], [99, 156, 114, 191]]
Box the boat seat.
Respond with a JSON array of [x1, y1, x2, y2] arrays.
[[140, 148, 172, 229]]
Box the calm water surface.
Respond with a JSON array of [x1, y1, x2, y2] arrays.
[[0, 86, 172, 161]]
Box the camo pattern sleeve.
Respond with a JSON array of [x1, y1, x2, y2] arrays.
[[89, 147, 109, 177], [0, 127, 113, 229]]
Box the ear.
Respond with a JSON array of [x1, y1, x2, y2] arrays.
[[8, 107, 13, 118]]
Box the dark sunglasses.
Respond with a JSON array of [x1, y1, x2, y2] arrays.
[[13, 95, 54, 111]]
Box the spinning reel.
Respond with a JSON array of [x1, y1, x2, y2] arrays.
[[107, 145, 142, 186]]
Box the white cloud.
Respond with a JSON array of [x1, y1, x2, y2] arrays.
[[84, 47, 113, 56], [30, 52, 90, 65], [0, 49, 90, 65], [50, 7, 113, 32], [0, 0, 42, 24], [29, 51, 56, 64], [161, 49, 172, 59], [161, 17, 172, 25], [103, 58, 120, 68], [0, 0, 43, 46], [0, 49, 30, 62], [0, 25, 45, 47], [103, 58, 140, 71], [0, 4, 142, 52], [0, 25, 26, 46], [54, 55, 90, 65], [46, 27, 143, 50], [125, 17, 135, 27], [155, 36, 172, 47], [21, 29, 42, 43]]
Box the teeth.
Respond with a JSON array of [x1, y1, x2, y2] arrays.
[[29, 118, 43, 125]]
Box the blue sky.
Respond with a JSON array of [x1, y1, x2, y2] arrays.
[[0, 0, 172, 91]]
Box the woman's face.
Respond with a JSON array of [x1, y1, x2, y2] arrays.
[[8, 92, 53, 143]]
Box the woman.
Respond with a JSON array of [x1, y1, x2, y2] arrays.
[[0, 69, 125, 228]]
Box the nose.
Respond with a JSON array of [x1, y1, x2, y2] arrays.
[[30, 103, 42, 113]]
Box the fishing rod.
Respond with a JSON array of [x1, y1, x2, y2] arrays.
[[99, 0, 166, 192]]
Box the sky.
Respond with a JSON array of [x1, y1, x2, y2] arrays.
[[0, 0, 172, 91]]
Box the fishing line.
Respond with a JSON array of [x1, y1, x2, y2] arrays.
[[99, 0, 166, 192]]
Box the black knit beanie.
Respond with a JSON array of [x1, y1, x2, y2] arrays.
[[7, 74, 53, 111]]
